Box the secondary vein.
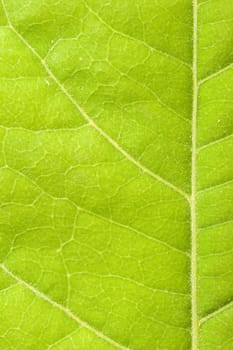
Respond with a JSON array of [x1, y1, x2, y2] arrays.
[[0, 264, 132, 350], [0, 0, 190, 203]]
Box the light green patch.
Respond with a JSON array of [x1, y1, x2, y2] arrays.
[[0, 1, 233, 349]]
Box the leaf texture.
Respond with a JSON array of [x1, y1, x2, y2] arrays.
[[0, 1, 232, 349]]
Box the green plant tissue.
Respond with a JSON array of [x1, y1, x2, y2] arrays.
[[0, 1, 232, 349]]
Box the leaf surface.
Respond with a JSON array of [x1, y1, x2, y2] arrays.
[[0, 1, 232, 349]]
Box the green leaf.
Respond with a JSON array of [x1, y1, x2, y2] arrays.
[[0, 0, 232, 349]]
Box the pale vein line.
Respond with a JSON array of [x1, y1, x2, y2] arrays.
[[199, 219, 233, 230], [0, 283, 19, 294], [201, 18, 233, 26], [199, 61, 233, 86], [200, 248, 233, 258], [108, 61, 190, 124], [45, 37, 190, 124], [200, 299, 233, 325], [197, 0, 212, 7], [83, 1, 191, 69], [0, 124, 89, 134], [197, 133, 233, 152], [198, 178, 233, 194], [5, 165, 189, 257], [191, 1, 198, 350], [71, 272, 189, 297], [1, 1, 190, 203], [48, 329, 79, 350], [0, 264, 132, 350], [77, 204, 190, 257]]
